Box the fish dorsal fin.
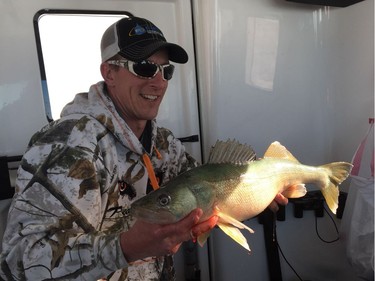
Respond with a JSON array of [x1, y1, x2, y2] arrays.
[[263, 141, 300, 162], [207, 139, 256, 164]]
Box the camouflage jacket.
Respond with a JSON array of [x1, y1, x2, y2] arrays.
[[0, 82, 197, 280]]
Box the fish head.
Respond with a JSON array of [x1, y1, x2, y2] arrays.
[[130, 183, 198, 224]]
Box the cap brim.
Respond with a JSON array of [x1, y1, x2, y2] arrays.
[[119, 41, 188, 64]]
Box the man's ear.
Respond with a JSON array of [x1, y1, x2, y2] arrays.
[[100, 63, 115, 86]]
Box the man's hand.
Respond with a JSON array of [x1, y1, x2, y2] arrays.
[[120, 208, 217, 262], [190, 212, 219, 240], [268, 193, 288, 212]]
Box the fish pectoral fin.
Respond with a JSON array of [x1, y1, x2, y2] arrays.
[[217, 222, 251, 252], [197, 231, 211, 247], [282, 184, 307, 198], [217, 212, 254, 234]]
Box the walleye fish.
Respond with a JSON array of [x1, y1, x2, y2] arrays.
[[131, 140, 352, 251]]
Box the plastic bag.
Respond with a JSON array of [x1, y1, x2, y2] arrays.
[[340, 120, 374, 281]]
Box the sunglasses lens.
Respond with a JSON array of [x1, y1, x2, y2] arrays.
[[133, 61, 158, 78], [163, 65, 175, 81], [131, 61, 175, 80]]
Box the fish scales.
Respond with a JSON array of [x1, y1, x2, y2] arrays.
[[194, 163, 251, 220], [212, 159, 317, 221], [173, 163, 248, 220]]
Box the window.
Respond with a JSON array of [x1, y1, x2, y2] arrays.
[[245, 17, 279, 91], [34, 10, 131, 121]]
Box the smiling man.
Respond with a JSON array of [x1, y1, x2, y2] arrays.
[[0, 16, 218, 281], [102, 50, 170, 138]]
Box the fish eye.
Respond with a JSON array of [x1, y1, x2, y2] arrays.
[[157, 194, 171, 207]]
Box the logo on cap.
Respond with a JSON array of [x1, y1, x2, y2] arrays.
[[130, 24, 164, 37]]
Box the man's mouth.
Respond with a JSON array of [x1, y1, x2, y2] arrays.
[[141, 94, 158, 101]]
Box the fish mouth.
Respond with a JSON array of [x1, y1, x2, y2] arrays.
[[130, 206, 177, 224]]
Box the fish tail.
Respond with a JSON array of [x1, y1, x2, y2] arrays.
[[320, 162, 353, 214]]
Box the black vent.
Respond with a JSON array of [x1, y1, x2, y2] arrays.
[[286, 0, 365, 7]]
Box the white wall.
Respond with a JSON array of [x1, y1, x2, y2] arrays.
[[194, 0, 373, 280], [330, 1, 374, 179], [195, 0, 373, 166]]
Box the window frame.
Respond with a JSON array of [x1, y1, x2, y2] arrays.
[[33, 9, 133, 121]]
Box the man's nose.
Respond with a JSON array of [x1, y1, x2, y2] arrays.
[[151, 71, 168, 86]]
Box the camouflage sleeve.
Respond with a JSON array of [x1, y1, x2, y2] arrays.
[[0, 117, 127, 280], [154, 127, 199, 185], [176, 146, 199, 174]]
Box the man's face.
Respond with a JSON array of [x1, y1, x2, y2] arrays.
[[103, 50, 170, 128]]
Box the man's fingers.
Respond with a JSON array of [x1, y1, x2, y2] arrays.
[[157, 208, 203, 242], [268, 193, 289, 213], [268, 200, 279, 212], [191, 215, 218, 238], [274, 193, 288, 205], [175, 208, 203, 229]]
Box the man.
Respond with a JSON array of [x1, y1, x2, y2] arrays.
[[0, 16, 286, 280]]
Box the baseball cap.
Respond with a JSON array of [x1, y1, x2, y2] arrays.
[[101, 16, 188, 63]]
